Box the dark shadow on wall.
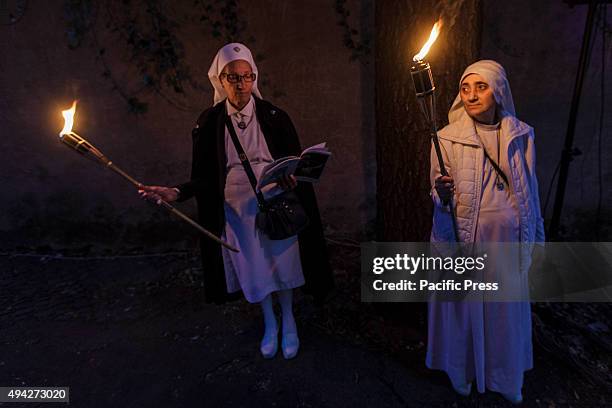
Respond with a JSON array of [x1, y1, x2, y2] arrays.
[[359, 0, 377, 240]]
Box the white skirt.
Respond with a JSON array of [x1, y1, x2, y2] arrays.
[[221, 163, 305, 303]]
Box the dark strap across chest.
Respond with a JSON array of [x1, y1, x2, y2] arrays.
[[481, 145, 510, 187], [224, 114, 268, 210]]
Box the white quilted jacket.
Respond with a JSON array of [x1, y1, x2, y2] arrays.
[[430, 112, 545, 249]]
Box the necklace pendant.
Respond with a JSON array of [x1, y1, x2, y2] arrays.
[[496, 181, 505, 191], [237, 121, 247, 130]]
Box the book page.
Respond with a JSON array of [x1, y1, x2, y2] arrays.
[[257, 158, 299, 190]]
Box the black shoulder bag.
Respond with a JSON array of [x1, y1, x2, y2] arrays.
[[225, 115, 309, 240]]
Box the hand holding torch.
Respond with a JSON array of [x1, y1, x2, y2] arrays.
[[58, 101, 239, 253]]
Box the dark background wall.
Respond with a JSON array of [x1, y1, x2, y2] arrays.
[[0, 0, 375, 252], [480, 0, 611, 238]]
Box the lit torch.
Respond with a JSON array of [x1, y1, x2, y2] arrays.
[[409, 20, 459, 242], [59, 101, 239, 252]]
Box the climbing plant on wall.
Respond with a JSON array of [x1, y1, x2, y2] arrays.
[[333, 0, 372, 63], [62, 0, 280, 114]]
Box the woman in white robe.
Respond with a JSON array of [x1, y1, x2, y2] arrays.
[[427, 60, 545, 404], [139, 44, 335, 360]]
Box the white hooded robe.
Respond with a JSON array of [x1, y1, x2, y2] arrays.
[[426, 60, 541, 395]]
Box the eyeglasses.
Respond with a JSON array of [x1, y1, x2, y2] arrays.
[[220, 72, 257, 83]]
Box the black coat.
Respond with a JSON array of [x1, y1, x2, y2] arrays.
[[176, 98, 334, 304]]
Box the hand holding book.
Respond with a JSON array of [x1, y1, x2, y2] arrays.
[[257, 142, 331, 190]]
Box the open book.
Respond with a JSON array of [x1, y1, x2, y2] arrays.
[[256, 142, 331, 190]]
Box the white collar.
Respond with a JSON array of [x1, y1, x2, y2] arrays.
[[226, 95, 255, 118]]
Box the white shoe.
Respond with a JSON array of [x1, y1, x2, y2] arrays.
[[281, 332, 300, 359], [260, 325, 279, 359]]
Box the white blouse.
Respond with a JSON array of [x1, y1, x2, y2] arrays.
[[224, 96, 274, 170]]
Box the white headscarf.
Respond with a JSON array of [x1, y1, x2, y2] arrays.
[[207, 42, 263, 106], [448, 60, 516, 124]]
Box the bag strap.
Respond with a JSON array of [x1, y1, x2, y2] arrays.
[[481, 146, 510, 188], [224, 114, 268, 209]]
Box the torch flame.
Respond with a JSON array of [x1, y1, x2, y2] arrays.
[[60, 100, 77, 136], [413, 19, 443, 62]]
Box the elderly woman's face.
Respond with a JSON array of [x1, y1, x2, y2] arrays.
[[220, 59, 255, 110], [460, 73, 497, 124]]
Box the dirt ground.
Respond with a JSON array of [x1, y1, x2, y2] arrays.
[[0, 247, 609, 407]]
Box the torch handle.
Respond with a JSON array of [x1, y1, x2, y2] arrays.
[[430, 131, 459, 242], [446, 196, 460, 243], [431, 134, 449, 177], [107, 161, 143, 188], [105, 162, 240, 253], [158, 201, 239, 253]]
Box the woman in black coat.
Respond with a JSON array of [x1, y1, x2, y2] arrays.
[[140, 43, 333, 360]]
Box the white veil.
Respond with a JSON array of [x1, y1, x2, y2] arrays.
[[207, 43, 263, 106], [448, 59, 516, 124]]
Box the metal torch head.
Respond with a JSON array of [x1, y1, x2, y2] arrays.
[[410, 60, 436, 125], [410, 60, 435, 96]]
